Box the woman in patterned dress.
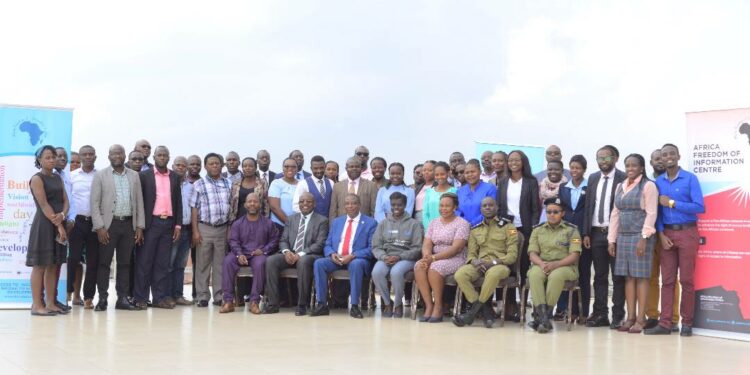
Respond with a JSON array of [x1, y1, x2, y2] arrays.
[[414, 192, 470, 322]]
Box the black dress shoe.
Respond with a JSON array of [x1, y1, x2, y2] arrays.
[[212, 300, 222, 306], [680, 326, 692, 337], [644, 324, 672, 335], [350, 305, 363, 319], [672, 325, 680, 333], [610, 319, 623, 330], [644, 318, 659, 330], [94, 300, 108, 311], [310, 304, 330, 317], [263, 305, 280, 314], [196, 300, 209, 308], [586, 315, 610, 327], [115, 297, 138, 311], [295, 306, 307, 316]]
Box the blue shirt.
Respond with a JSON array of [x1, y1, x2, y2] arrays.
[[567, 178, 588, 211], [456, 181, 497, 226], [269, 178, 298, 225], [374, 184, 415, 222], [655, 168, 705, 232], [180, 179, 194, 225], [54, 168, 75, 220]]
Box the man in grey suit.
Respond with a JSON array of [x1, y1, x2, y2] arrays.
[[90, 144, 146, 311], [329, 157, 378, 221], [264, 192, 329, 316]]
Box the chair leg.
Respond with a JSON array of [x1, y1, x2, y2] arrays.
[[577, 288, 583, 326], [567, 288, 574, 331], [519, 285, 527, 326], [310, 285, 316, 310], [453, 286, 461, 318], [234, 277, 240, 307], [500, 286, 508, 327], [367, 278, 374, 315], [411, 282, 418, 320]]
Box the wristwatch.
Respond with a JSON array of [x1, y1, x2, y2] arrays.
[[668, 199, 675, 208], [642, 234, 649, 239]]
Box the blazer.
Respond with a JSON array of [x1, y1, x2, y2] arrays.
[[90, 166, 145, 231], [328, 178, 378, 222], [139, 169, 182, 230], [559, 182, 587, 235], [259, 169, 277, 185], [582, 169, 626, 236], [279, 212, 329, 256], [495, 176, 540, 235], [324, 214, 378, 260]]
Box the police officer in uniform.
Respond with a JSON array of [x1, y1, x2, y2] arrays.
[[527, 197, 582, 333], [453, 197, 518, 328]]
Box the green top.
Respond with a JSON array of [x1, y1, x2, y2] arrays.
[[422, 186, 457, 230], [467, 218, 519, 265], [528, 221, 581, 262]]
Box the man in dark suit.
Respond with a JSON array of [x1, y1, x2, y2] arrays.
[[582, 145, 626, 328], [264, 192, 329, 315], [257, 149, 277, 186], [329, 157, 378, 221], [135, 145, 182, 309], [289, 149, 312, 180], [311, 194, 378, 319]]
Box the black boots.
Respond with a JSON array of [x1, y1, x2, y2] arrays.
[[537, 304, 554, 334], [482, 302, 495, 328], [452, 301, 483, 327]]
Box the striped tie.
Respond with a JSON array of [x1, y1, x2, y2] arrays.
[[293, 215, 306, 253]]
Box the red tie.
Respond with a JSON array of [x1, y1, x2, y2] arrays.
[[341, 219, 354, 256]]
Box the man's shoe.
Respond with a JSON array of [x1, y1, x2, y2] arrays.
[[452, 301, 483, 327], [295, 305, 307, 316], [153, 300, 175, 309], [310, 304, 330, 317], [382, 304, 393, 318], [174, 297, 193, 306], [83, 299, 94, 310], [350, 305, 364, 319], [482, 303, 495, 328], [644, 324, 672, 335], [212, 300, 222, 306], [537, 305, 551, 334], [644, 318, 659, 330], [249, 301, 261, 314], [263, 305, 280, 314], [610, 318, 624, 330], [115, 297, 138, 311], [586, 315, 610, 328], [680, 326, 693, 337], [94, 300, 107, 311], [527, 319, 540, 330], [672, 325, 680, 333], [196, 300, 209, 308], [134, 301, 148, 310], [164, 297, 177, 308], [552, 309, 566, 322], [219, 303, 235, 313], [393, 305, 404, 318]]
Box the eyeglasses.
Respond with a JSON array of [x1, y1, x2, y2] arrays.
[[545, 210, 561, 215], [356, 152, 369, 157], [130, 158, 144, 161], [283, 165, 297, 169], [597, 156, 613, 162]]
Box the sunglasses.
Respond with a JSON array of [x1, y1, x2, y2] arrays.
[[546, 210, 561, 215], [356, 152, 369, 157]]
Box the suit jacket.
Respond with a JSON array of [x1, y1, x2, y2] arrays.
[[324, 214, 378, 260], [260, 169, 277, 185], [582, 169, 626, 236], [559, 182, 587, 235], [495, 176, 540, 235], [328, 178, 378, 222], [139, 168, 182, 230], [279, 212, 329, 256], [90, 166, 146, 231]]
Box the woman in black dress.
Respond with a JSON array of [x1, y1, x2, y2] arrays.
[[27, 145, 70, 316]]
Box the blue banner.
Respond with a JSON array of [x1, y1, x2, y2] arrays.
[[475, 141, 545, 176]]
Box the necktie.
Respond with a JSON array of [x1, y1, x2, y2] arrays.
[[318, 179, 326, 195], [262, 171, 268, 184], [293, 215, 306, 253], [598, 176, 609, 224], [341, 219, 354, 256], [348, 181, 355, 194]]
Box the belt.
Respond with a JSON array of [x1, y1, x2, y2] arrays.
[[155, 215, 173, 220], [76, 215, 92, 221], [200, 221, 227, 228], [663, 222, 697, 231], [591, 226, 609, 234], [113, 215, 132, 221]]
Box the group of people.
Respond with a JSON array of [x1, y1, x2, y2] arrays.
[[25, 141, 704, 336]]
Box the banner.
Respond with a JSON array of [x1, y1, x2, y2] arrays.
[[475, 141, 545, 176], [0, 104, 73, 308], [686, 108, 750, 341]]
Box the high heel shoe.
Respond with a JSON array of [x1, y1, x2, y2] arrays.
[[618, 319, 636, 332], [629, 320, 645, 334]]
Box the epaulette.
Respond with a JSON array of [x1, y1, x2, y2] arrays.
[[533, 222, 545, 228], [494, 217, 511, 227], [562, 220, 578, 229], [471, 222, 483, 230]]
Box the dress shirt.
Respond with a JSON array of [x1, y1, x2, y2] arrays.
[[153, 168, 173, 216], [228, 215, 279, 257], [281, 213, 311, 256], [269, 178, 298, 225], [456, 181, 497, 226], [337, 213, 361, 255], [70, 167, 96, 217], [655, 168, 705, 232], [374, 184, 416, 222], [291, 176, 327, 212], [507, 177, 523, 227], [190, 175, 231, 225], [593, 170, 615, 227], [180, 179, 194, 225], [608, 176, 658, 242], [54, 168, 75, 220], [480, 171, 497, 183], [112, 169, 132, 216]]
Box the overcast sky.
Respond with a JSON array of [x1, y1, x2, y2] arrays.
[[2, 1, 749, 179]]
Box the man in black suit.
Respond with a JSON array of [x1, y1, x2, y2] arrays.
[[135, 145, 183, 310], [264, 192, 329, 315], [290, 149, 312, 180], [582, 145, 626, 328], [257, 149, 277, 186]]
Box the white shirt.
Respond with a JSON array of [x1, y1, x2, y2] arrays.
[[507, 177, 523, 227], [282, 213, 311, 256], [337, 213, 361, 255], [593, 170, 614, 227], [54, 168, 75, 220], [480, 171, 497, 183], [360, 168, 373, 181], [292, 176, 327, 213], [70, 167, 96, 217]]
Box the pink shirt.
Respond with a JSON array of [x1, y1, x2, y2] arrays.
[[607, 175, 658, 243], [153, 168, 173, 217]]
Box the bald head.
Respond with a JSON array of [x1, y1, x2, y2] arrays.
[[108, 144, 126, 169], [135, 139, 152, 159], [545, 145, 562, 163], [298, 192, 316, 215]]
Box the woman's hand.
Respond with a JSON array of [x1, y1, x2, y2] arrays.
[[636, 238, 646, 257], [607, 243, 616, 258]]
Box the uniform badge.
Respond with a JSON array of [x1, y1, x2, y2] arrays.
[[571, 238, 581, 244], [508, 228, 518, 236]]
